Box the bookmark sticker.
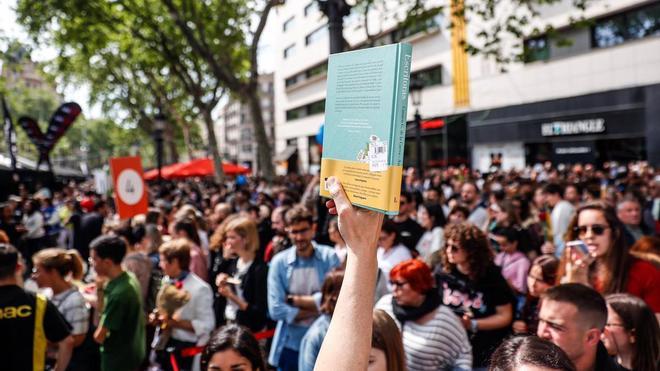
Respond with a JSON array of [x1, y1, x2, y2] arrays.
[[368, 135, 387, 172]]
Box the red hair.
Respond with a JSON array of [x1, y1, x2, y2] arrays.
[[390, 259, 434, 294]]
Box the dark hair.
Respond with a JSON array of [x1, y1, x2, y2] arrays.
[[372, 309, 406, 371], [90, 235, 127, 265], [491, 226, 519, 244], [448, 204, 470, 220], [201, 324, 266, 371], [542, 283, 607, 330], [560, 201, 630, 293], [381, 219, 401, 246], [543, 183, 564, 197], [320, 269, 344, 315], [532, 255, 559, 286], [284, 205, 313, 227], [0, 243, 20, 279], [606, 294, 660, 371], [145, 207, 162, 225], [399, 190, 413, 204], [174, 217, 202, 247], [442, 222, 494, 280], [421, 202, 446, 228], [93, 199, 107, 211], [489, 335, 576, 371]]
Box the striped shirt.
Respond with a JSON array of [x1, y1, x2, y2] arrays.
[[376, 294, 472, 371], [51, 287, 89, 336]]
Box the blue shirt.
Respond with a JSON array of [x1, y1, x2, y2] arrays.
[[298, 314, 331, 371], [267, 242, 339, 367]]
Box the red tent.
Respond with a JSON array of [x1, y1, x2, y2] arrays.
[[143, 158, 250, 180]]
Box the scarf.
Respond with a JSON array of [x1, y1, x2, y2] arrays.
[[391, 288, 442, 323]]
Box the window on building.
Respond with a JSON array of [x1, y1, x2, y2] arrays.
[[286, 99, 326, 121], [285, 75, 300, 87], [305, 25, 328, 45], [592, 2, 660, 48], [284, 44, 297, 59], [410, 65, 442, 87], [304, 1, 318, 16], [283, 16, 295, 32], [523, 36, 550, 62], [306, 62, 327, 78], [242, 144, 252, 152]]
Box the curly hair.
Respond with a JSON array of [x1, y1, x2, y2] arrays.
[[442, 222, 494, 280]]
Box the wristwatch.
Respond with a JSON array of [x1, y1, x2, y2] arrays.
[[470, 319, 478, 333], [286, 295, 294, 305]]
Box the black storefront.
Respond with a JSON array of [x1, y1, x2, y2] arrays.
[[467, 84, 660, 167]]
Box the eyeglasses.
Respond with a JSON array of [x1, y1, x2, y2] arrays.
[[288, 227, 311, 235], [389, 280, 408, 288], [574, 224, 610, 236]]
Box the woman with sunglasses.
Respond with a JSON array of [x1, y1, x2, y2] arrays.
[[436, 222, 516, 370], [602, 293, 660, 371], [558, 201, 660, 316], [375, 259, 472, 370]]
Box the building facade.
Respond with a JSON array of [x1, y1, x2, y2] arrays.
[[215, 73, 275, 173], [270, 0, 660, 174]]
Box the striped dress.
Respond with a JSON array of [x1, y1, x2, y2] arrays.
[[376, 294, 472, 371]]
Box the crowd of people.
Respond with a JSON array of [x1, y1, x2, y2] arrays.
[[0, 160, 659, 371]]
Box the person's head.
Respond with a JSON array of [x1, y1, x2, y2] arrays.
[[201, 324, 267, 371], [370, 309, 406, 371], [378, 220, 400, 250], [616, 194, 642, 227], [173, 217, 202, 246], [417, 203, 446, 231], [284, 206, 315, 255], [460, 182, 479, 205], [159, 238, 191, 277], [89, 235, 127, 277], [146, 207, 163, 225], [143, 224, 163, 254], [271, 206, 290, 235], [319, 269, 344, 316], [214, 203, 233, 224], [32, 248, 84, 287], [93, 199, 108, 216], [327, 217, 344, 246], [527, 255, 559, 298], [537, 284, 607, 367], [563, 201, 629, 293], [223, 216, 259, 258], [543, 183, 564, 207], [0, 243, 22, 281], [603, 294, 660, 371], [491, 226, 520, 254], [533, 186, 547, 209], [489, 335, 576, 371], [398, 191, 414, 216], [423, 187, 442, 205], [447, 204, 470, 224], [564, 184, 581, 205], [389, 259, 434, 307], [442, 222, 494, 280]]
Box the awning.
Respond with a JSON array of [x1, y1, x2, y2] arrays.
[[421, 118, 445, 130], [274, 145, 297, 162]]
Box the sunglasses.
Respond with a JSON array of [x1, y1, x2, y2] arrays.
[[574, 224, 610, 236]]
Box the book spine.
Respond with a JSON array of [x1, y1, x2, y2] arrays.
[[388, 43, 413, 206]]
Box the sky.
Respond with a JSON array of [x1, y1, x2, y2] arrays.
[[0, 0, 278, 120]]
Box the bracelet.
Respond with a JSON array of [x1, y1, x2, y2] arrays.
[[470, 319, 478, 333]]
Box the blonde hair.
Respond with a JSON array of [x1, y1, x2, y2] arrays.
[[33, 248, 84, 280], [224, 216, 260, 254]]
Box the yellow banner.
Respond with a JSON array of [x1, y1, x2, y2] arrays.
[[451, 0, 470, 107], [319, 158, 403, 214]]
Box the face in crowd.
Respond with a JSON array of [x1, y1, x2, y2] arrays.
[[616, 200, 641, 226], [576, 208, 613, 259], [460, 183, 478, 205], [287, 220, 315, 256]]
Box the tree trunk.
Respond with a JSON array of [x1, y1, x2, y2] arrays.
[[201, 109, 225, 183], [245, 89, 275, 179]]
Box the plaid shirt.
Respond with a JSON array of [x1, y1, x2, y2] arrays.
[[51, 287, 89, 336]]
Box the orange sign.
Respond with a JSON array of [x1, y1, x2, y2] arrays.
[[109, 156, 148, 219]]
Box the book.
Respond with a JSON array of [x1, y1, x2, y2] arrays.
[[319, 42, 413, 215]]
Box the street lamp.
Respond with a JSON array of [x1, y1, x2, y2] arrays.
[[409, 78, 424, 174], [318, 0, 352, 54], [153, 110, 166, 185]]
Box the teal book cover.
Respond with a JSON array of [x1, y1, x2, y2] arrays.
[[319, 42, 413, 215]]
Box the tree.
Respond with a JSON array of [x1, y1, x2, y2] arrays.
[[16, 0, 282, 180]]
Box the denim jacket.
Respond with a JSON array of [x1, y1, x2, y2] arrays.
[[267, 242, 339, 367]]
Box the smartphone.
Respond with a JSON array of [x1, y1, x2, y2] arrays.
[[566, 240, 589, 257], [224, 277, 242, 285]]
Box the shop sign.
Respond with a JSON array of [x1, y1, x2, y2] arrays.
[[541, 118, 605, 137]]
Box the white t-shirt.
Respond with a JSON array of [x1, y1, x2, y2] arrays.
[[377, 243, 412, 281]]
